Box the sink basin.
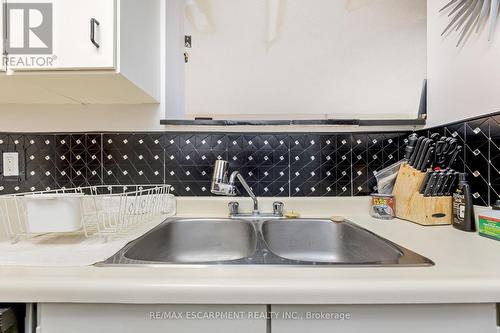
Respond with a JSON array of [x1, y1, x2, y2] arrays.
[[99, 217, 433, 266], [124, 218, 257, 263], [262, 219, 402, 264]]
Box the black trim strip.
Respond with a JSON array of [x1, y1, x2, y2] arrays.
[[359, 119, 426, 126], [160, 118, 426, 126]]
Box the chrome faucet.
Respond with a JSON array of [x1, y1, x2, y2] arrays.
[[211, 160, 260, 214]]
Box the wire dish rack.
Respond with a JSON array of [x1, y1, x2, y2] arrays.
[[0, 184, 175, 243]]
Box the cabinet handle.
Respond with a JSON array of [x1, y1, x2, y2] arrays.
[[90, 18, 100, 48]]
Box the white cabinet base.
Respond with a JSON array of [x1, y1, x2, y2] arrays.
[[38, 304, 267, 333], [271, 304, 498, 333], [37, 303, 498, 333]]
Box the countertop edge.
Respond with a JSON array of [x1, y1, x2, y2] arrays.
[[0, 203, 499, 305], [1, 279, 499, 304]]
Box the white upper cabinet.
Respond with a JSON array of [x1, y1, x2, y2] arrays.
[[51, 0, 115, 69], [0, 0, 160, 104], [6, 0, 115, 70]]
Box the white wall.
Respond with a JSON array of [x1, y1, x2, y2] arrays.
[[427, 0, 500, 127], [0, 104, 421, 133], [0, 104, 165, 132], [8, 1, 500, 132], [165, 0, 186, 119], [185, 0, 427, 120]]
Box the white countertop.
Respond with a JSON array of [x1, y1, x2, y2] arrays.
[[0, 197, 499, 305]]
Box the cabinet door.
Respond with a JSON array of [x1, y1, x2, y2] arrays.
[[271, 304, 498, 333], [8, 0, 115, 70], [52, 0, 115, 69], [39, 304, 267, 333]]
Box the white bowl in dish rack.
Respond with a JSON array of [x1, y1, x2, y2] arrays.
[[24, 193, 84, 233]]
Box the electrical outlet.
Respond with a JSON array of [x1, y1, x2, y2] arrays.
[[3, 152, 20, 177]]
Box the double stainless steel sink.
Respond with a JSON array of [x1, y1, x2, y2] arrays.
[[125, 219, 257, 263], [99, 218, 433, 266]]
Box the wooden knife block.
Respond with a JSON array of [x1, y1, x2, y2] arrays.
[[393, 163, 452, 226]]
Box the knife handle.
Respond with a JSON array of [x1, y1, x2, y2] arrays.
[[404, 134, 419, 160], [420, 146, 435, 172], [434, 141, 446, 166], [430, 133, 441, 141], [419, 171, 432, 194], [444, 172, 459, 196], [439, 171, 454, 196], [446, 146, 462, 169], [423, 173, 438, 197], [415, 140, 431, 170], [431, 171, 446, 197], [409, 137, 425, 167]]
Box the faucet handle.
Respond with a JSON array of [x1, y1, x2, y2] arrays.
[[272, 201, 284, 216], [228, 201, 240, 216]]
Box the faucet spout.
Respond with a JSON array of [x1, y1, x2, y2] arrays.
[[230, 171, 259, 214], [211, 160, 259, 214]]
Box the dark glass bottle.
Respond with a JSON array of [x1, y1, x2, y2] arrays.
[[452, 173, 475, 232]]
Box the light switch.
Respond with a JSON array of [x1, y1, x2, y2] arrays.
[[3, 152, 20, 177]]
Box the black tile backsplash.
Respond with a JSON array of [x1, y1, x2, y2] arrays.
[[490, 116, 500, 204], [54, 134, 103, 189], [424, 112, 500, 206], [0, 112, 499, 206], [463, 119, 490, 206], [103, 133, 164, 186]]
